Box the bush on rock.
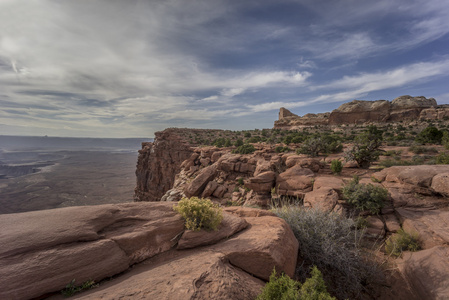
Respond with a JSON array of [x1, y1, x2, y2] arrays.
[[173, 197, 223, 231]]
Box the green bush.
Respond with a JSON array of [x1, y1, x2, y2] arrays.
[[256, 267, 335, 300], [385, 229, 420, 257], [330, 160, 342, 175], [232, 144, 255, 154], [276, 146, 291, 153], [234, 138, 244, 147], [415, 126, 443, 144], [272, 206, 375, 299], [443, 131, 449, 149], [173, 197, 223, 231], [435, 152, 449, 164], [256, 269, 300, 300], [408, 145, 438, 154], [342, 176, 388, 214], [61, 279, 98, 297]]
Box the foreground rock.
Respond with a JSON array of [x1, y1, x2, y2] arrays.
[[0, 204, 298, 300]]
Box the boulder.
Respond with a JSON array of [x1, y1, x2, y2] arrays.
[[400, 246, 449, 300], [244, 171, 276, 193], [313, 176, 344, 195], [285, 155, 321, 172], [201, 181, 219, 198], [303, 188, 338, 212], [0, 203, 185, 300], [276, 165, 314, 196], [184, 165, 217, 197], [431, 173, 449, 197], [177, 212, 248, 249]]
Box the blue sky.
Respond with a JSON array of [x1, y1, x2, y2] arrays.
[[1, 0, 449, 138]]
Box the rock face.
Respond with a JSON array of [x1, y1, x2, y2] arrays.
[[134, 128, 194, 202], [274, 95, 448, 129], [0, 204, 298, 300]]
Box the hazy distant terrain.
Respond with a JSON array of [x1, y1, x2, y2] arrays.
[[0, 136, 152, 214]]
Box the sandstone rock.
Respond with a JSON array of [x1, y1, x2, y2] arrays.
[[177, 213, 249, 249], [313, 176, 344, 194], [0, 203, 185, 300], [279, 107, 298, 119], [303, 188, 338, 212], [181, 153, 199, 171], [201, 180, 218, 198], [383, 214, 401, 233], [243, 193, 271, 208], [396, 207, 449, 249], [431, 173, 449, 196], [244, 171, 276, 193], [161, 188, 184, 202], [276, 165, 314, 196], [400, 246, 449, 300], [224, 206, 276, 218], [391, 95, 437, 109], [65, 209, 298, 300], [329, 100, 390, 124], [365, 216, 385, 239], [184, 165, 217, 197], [285, 155, 321, 172], [212, 184, 227, 198], [253, 159, 272, 177], [135, 129, 194, 201]]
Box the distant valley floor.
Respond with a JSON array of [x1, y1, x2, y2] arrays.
[[0, 150, 137, 214]]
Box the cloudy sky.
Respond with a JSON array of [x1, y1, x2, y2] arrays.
[[1, 0, 449, 138]]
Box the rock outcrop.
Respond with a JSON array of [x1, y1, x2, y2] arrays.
[[0, 203, 298, 300], [134, 128, 194, 202], [274, 95, 448, 129]]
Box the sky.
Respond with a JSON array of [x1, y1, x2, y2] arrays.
[[1, 0, 449, 138]]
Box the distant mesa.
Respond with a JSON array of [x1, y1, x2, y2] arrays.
[[275, 95, 449, 129]]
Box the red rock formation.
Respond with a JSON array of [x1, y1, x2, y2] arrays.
[[134, 128, 194, 202], [0, 203, 298, 300], [274, 95, 449, 129]]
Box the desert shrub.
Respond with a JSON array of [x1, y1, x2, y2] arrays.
[[272, 206, 375, 299], [435, 152, 449, 164], [330, 159, 342, 175], [232, 143, 255, 154], [256, 267, 335, 300], [256, 269, 300, 300], [342, 176, 388, 214], [61, 279, 98, 297], [247, 136, 262, 143], [224, 138, 232, 147], [383, 150, 402, 156], [244, 132, 251, 138], [408, 145, 438, 154], [443, 131, 449, 149], [415, 126, 443, 144], [173, 197, 223, 231], [297, 137, 324, 157], [276, 146, 291, 153], [234, 138, 244, 147], [345, 125, 383, 168], [385, 229, 420, 257]]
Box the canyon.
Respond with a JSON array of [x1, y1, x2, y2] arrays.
[[1, 95, 449, 299]]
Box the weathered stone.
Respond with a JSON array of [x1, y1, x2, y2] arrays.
[[431, 173, 449, 197], [201, 181, 218, 198], [276, 165, 314, 196], [135, 129, 194, 201], [400, 246, 449, 300], [313, 176, 344, 195], [184, 165, 217, 197], [383, 214, 401, 233], [303, 188, 338, 212], [396, 207, 449, 249], [245, 171, 276, 193], [0, 203, 185, 300], [365, 216, 385, 239], [177, 213, 249, 249]]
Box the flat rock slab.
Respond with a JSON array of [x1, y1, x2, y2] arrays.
[[0, 202, 185, 300], [400, 246, 449, 300], [396, 207, 449, 249]]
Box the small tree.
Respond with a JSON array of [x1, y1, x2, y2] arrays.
[[345, 125, 383, 168], [330, 160, 342, 175], [342, 176, 388, 214], [415, 126, 443, 144]]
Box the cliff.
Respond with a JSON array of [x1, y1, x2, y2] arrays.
[[275, 95, 449, 129]]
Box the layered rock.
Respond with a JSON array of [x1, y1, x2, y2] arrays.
[[274, 95, 448, 129], [0, 204, 298, 300], [134, 128, 194, 202]]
